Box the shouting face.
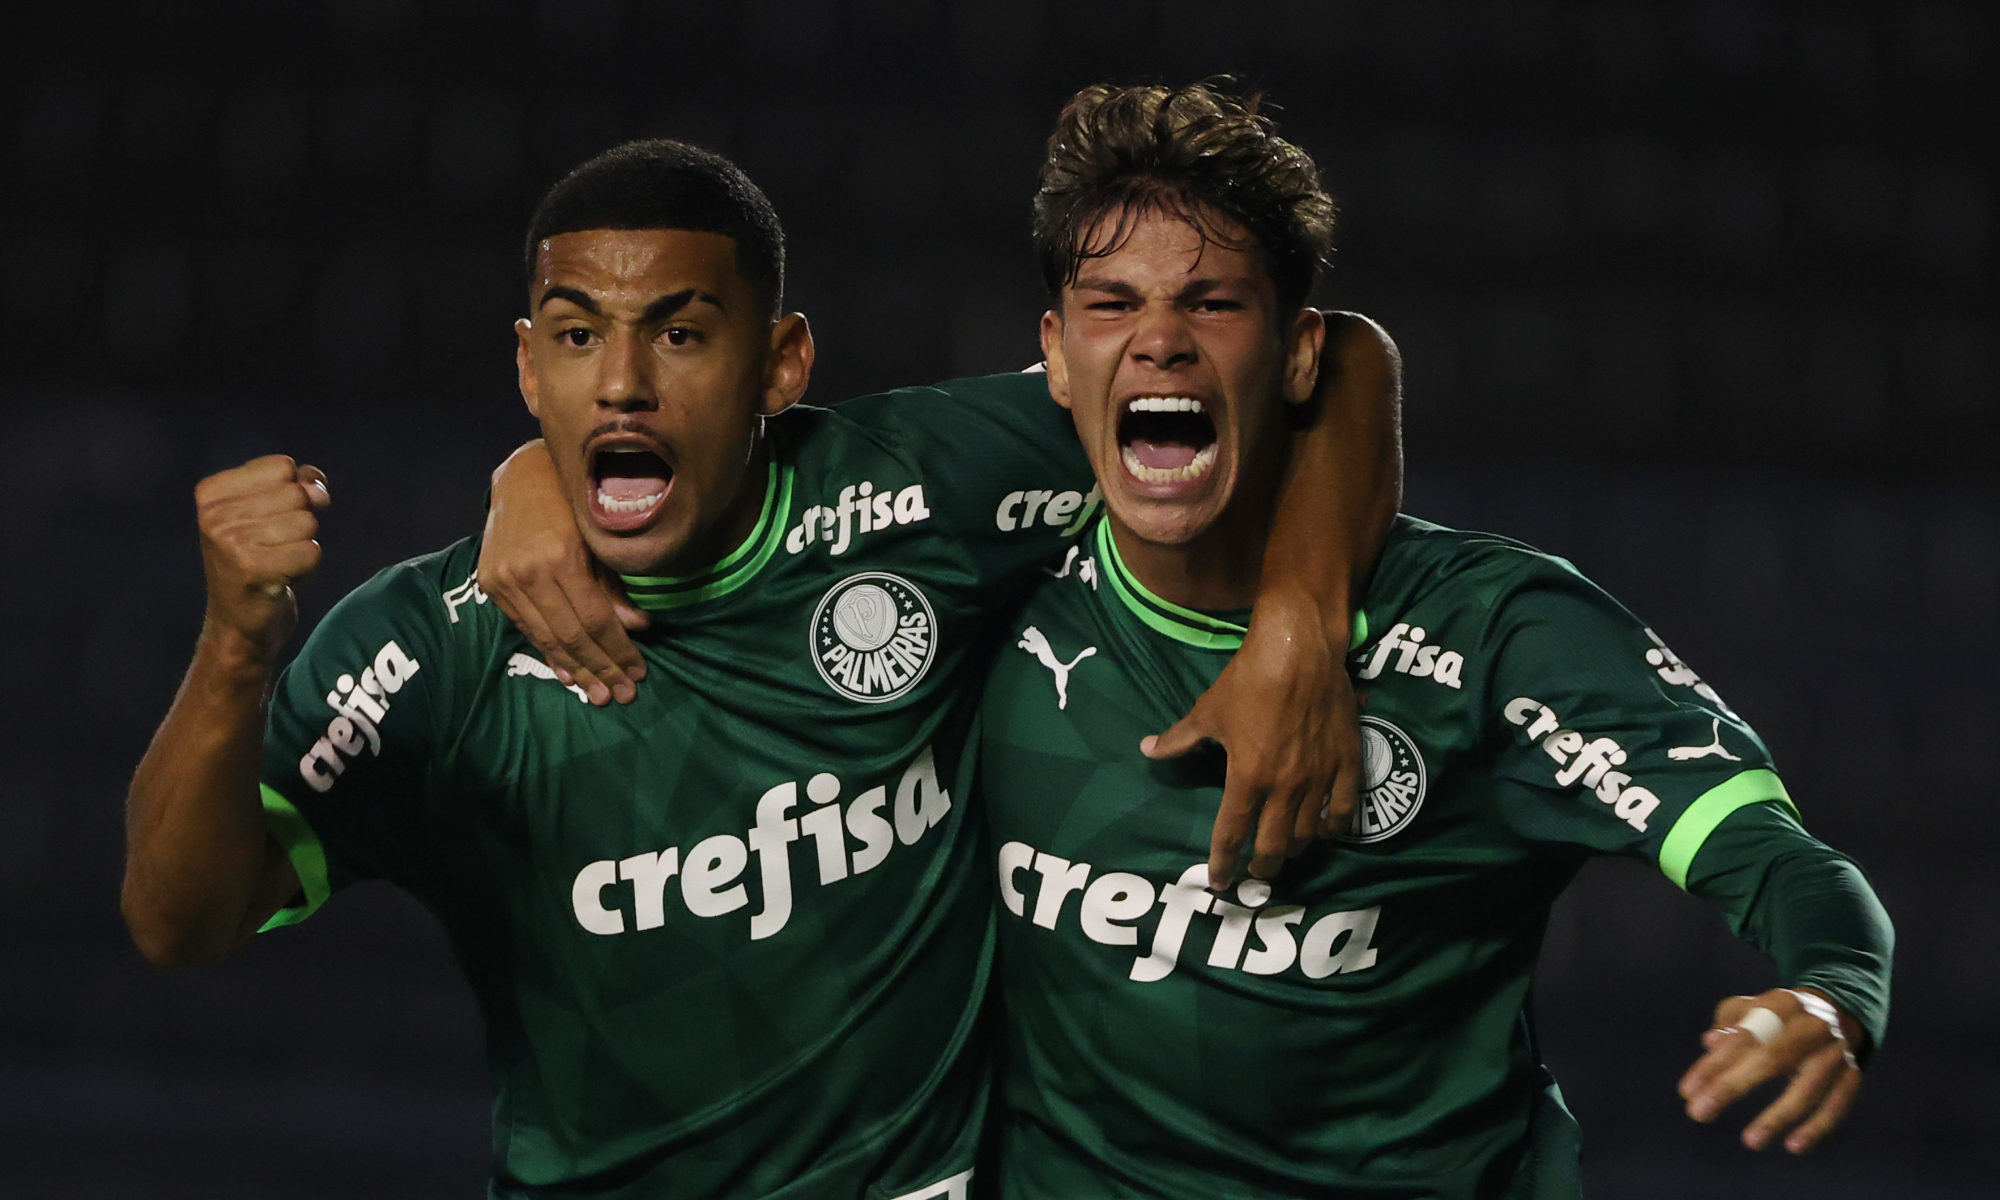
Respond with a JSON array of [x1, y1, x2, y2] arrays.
[[515, 228, 812, 577], [1042, 205, 1321, 572]]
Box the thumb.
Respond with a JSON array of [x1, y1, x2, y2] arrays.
[[601, 572, 651, 632], [296, 463, 332, 508], [1144, 704, 1213, 760]]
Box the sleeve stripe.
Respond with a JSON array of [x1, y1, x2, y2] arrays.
[[258, 783, 333, 930], [1658, 768, 1799, 890]]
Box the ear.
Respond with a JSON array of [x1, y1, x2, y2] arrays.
[[759, 313, 815, 416], [1039, 309, 1073, 411], [1281, 307, 1326, 407], [515, 318, 541, 419]]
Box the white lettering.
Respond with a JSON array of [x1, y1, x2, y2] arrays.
[[682, 834, 749, 918], [1505, 696, 1659, 831], [1079, 872, 1155, 946], [786, 481, 932, 554], [571, 860, 624, 936]]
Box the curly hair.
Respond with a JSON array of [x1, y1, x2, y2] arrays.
[[1032, 81, 1336, 314]]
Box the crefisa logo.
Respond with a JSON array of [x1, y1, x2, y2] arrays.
[[812, 572, 937, 703], [1340, 716, 1427, 844]]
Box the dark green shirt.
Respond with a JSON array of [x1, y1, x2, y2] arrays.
[[257, 374, 1095, 1199], [980, 515, 1892, 1199]]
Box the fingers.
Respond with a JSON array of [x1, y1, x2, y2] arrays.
[[1679, 988, 1864, 1154], [1739, 1041, 1849, 1152], [480, 531, 650, 706], [552, 566, 646, 701], [194, 456, 328, 653], [1318, 724, 1361, 839], [1206, 776, 1257, 892], [1143, 709, 1210, 761], [194, 454, 304, 506], [296, 463, 332, 508], [509, 570, 616, 705], [1782, 1058, 1863, 1154], [1248, 789, 1300, 880], [1290, 792, 1321, 853], [610, 588, 653, 633]]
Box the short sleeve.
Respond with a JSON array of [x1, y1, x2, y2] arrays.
[[1482, 557, 1798, 884], [839, 371, 1098, 582], [257, 553, 463, 928]]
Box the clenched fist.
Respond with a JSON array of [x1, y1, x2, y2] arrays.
[[195, 455, 331, 661]]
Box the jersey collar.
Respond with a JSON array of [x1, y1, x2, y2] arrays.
[[617, 459, 794, 612], [1093, 517, 1370, 652]]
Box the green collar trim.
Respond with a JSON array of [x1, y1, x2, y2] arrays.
[[619, 461, 793, 612], [1096, 519, 1248, 650], [1094, 519, 1370, 652]]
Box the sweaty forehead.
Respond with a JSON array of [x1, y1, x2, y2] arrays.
[[530, 228, 744, 305]]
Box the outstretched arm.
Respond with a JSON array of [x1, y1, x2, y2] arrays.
[[1674, 803, 1892, 1153], [1146, 312, 1404, 887], [123, 456, 325, 965]]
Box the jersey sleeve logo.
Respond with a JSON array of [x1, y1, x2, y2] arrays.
[[1667, 717, 1742, 762], [1015, 625, 1097, 710], [1643, 627, 1734, 715], [442, 569, 489, 623], [1338, 716, 1428, 844], [811, 572, 937, 703], [297, 639, 421, 793], [1503, 696, 1661, 831]]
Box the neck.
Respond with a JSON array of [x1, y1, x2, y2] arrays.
[[1108, 472, 1280, 612], [643, 432, 772, 578]]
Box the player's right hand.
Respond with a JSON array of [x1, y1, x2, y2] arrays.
[[479, 439, 649, 706], [194, 454, 330, 660]]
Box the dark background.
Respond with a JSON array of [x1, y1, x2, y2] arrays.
[[4, 1, 1993, 1196]]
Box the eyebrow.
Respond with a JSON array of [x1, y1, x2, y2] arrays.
[[536, 286, 725, 321], [1070, 276, 1252, 298]]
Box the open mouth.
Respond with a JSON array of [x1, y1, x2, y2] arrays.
[[1118, 396, 1217, 484], [588, 442, 673, 530]]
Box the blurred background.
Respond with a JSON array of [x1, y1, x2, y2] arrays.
[[3, 1, 1992, 1195]]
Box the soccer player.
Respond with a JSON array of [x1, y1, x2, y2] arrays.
[[976, 83, 1894, 1197], [122, 140, 1397, 1197]]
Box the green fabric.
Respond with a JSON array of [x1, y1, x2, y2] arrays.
[[256, 784, 330, 930], [1683, 801, 1894, 1053], [1093, 517, 1372, 652], [1659, 768, 1797, 889], [979, 514, 1888, 1198], [255, 372, 1093, 1199], [617, 460, 793, 610]]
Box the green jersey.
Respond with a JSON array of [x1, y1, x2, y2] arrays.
[[981, 515, 1886, 1199], [256, 373, 1094, 1199]]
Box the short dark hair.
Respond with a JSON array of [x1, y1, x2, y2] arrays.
[[525, 138, 785, 322], [1032, 82, 1336, 315]]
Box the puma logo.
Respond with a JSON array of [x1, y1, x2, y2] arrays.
[[1016, 625, 1096, 710], [1668, 717, 1742, 762]]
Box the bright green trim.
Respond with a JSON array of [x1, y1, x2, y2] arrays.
[[258, 783, 331, 931], [1659, 768, 1799, 890], [620, 463, 793, 611], [1096, 521, 1245, 649], [1094, 520, 1372, 653]]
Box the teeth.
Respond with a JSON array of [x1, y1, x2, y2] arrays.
[[1127, 396, 1204, 414], [1121, 442, 1217, 484], [597, 490, 665, 516]]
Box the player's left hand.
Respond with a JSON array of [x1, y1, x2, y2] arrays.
[[1144, 588, 1357, 890], [1678, 986, 1865, 1154]]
